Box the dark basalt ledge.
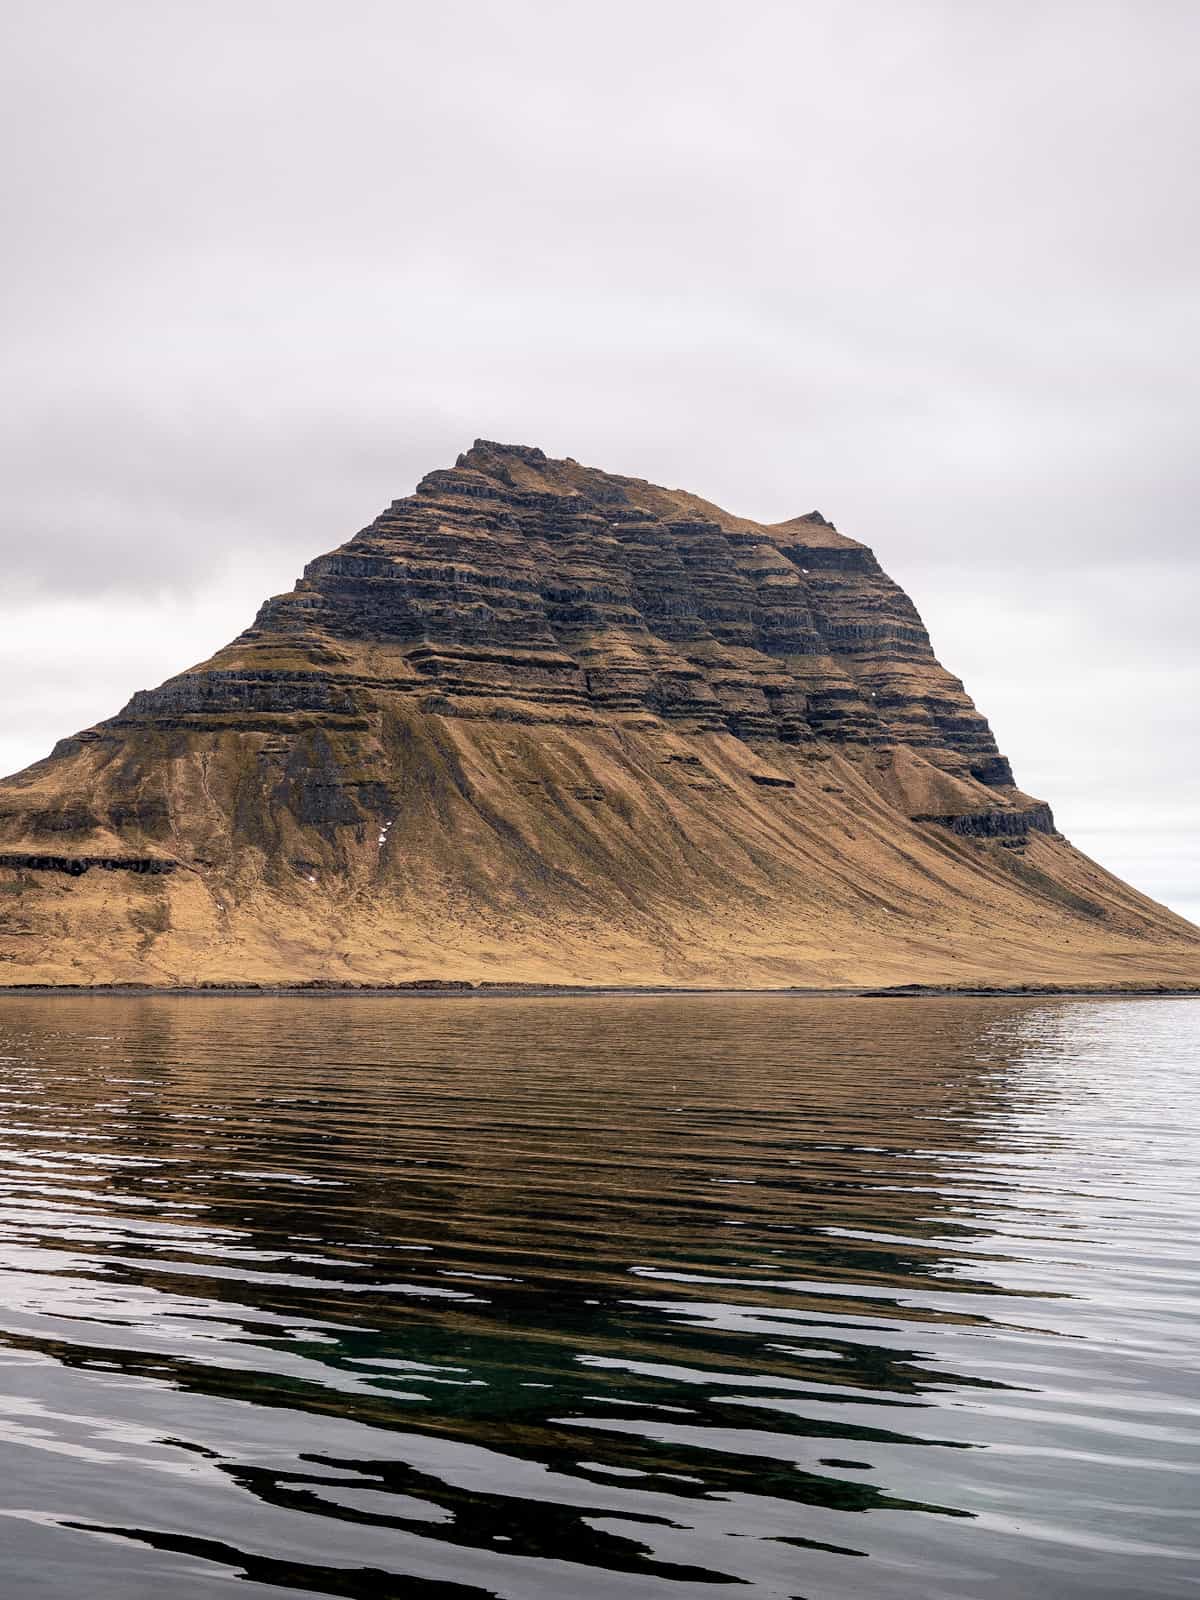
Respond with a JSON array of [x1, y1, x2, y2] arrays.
[[0, 854, 178, 876], [913, 803, 1056, 838]]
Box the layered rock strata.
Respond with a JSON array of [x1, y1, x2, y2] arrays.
[[1, 440, 1196, 988]]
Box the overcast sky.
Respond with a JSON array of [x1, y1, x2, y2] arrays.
[[2, 0, 1196, 922]]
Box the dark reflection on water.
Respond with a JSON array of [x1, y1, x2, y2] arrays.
[[0, 996, 1196, 1599]]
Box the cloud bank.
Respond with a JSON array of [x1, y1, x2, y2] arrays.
[[2, 0, 1196, 919]]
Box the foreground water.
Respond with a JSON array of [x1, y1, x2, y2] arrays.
[[0, 996, 1196, 1599]]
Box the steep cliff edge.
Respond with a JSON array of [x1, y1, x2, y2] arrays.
[[2, 440, 1197, 988]]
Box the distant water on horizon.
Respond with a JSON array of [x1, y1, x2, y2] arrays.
[[0, 994, 1196, 1599]]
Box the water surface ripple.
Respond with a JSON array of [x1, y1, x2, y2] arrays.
[[0, 995, 1196, 1598]]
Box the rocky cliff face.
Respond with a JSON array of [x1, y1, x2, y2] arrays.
[[1, 441, 1196, 988], [110, 441, 1020, 785]]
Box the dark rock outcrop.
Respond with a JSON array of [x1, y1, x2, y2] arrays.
[[914, 803, 1057, 839], [0, 854, 177, 876]]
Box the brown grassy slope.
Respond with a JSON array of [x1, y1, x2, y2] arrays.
[[1, 708, 1196, 988]]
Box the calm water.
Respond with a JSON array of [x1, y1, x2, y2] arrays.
[[0, 996, 1196, 1600]]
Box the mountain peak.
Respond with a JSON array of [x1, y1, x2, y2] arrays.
[[456, 439, 549, 468]]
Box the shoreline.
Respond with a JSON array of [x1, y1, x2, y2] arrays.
[[0, 982, 1198, 1000]]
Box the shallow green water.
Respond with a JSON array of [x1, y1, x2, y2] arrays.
[[0, 994, 1196, 1598]]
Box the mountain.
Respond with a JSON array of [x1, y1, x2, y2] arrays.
[[2, 439, 1197, 989]]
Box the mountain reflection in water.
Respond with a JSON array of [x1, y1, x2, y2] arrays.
[[0, 995, 1196, 1599]]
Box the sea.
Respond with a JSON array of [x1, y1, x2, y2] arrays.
[[0, 994, 1196, 1599]]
